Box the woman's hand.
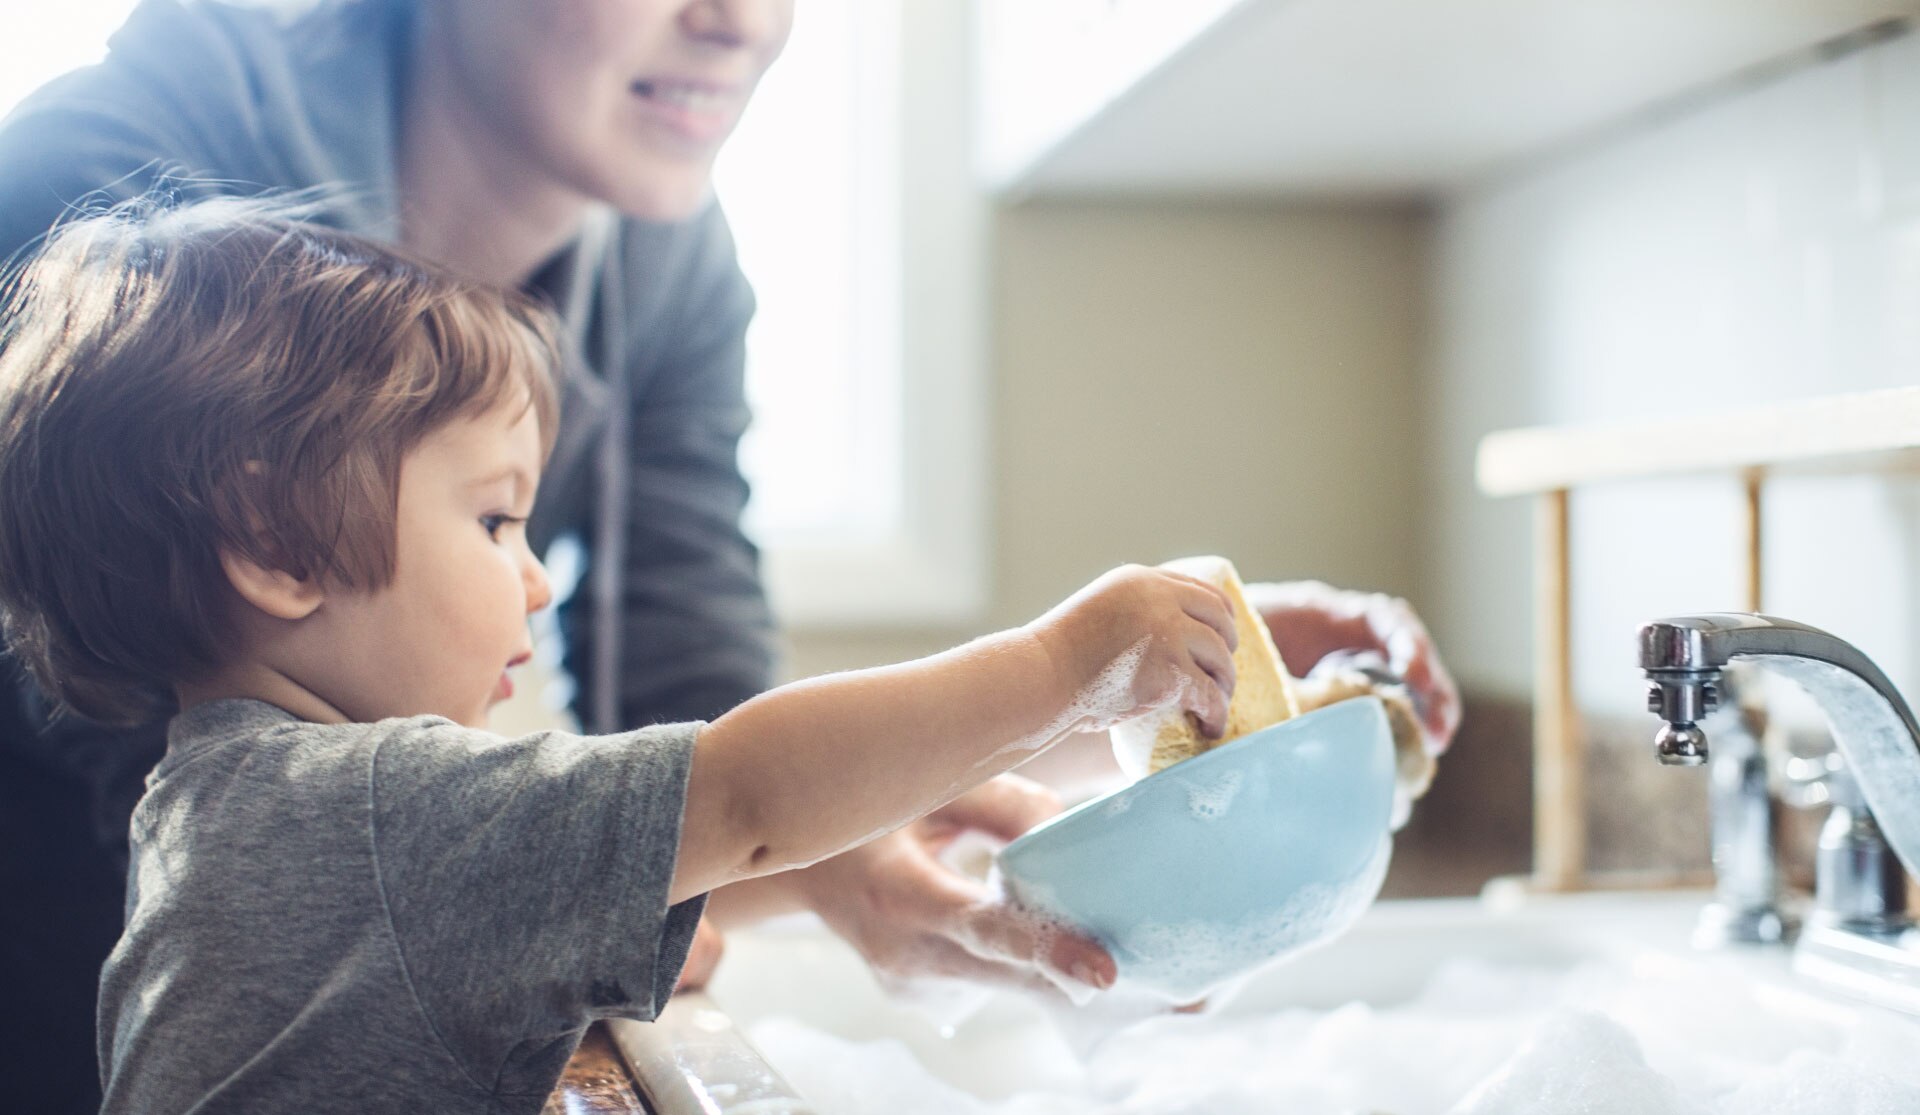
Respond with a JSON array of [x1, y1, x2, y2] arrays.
[[773, 774, 1118, 998], [1244, 580, 1461, 755], [673, 916, 726, 994]]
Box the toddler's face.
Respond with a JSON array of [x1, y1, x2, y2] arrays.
[[314, 399, 552, 728]]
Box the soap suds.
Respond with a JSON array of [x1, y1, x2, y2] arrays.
[[743, 941, 1920, 1115], [1113, 834, 1388, 1002], [1181, 769, 1243, 821]]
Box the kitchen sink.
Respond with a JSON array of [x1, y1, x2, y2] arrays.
[[688, 886, 1920, 1114]]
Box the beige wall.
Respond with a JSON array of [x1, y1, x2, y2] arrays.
[[784, 199, 1430, 681]]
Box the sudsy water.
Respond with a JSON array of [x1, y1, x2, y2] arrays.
[[743, 950, 1920, 1115]]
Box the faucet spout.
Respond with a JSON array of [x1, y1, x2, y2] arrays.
[[1637, 613, 1920, 881]]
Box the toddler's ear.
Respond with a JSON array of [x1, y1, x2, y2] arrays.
[[219, 550, 324, 621]]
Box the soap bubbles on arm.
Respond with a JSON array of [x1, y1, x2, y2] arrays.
[[1027, 564, 1240, 742]]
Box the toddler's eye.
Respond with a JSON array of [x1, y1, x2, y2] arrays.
[[481, 514, 524, 540]]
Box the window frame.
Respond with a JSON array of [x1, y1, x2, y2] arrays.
[[744, 0, 990, 629]]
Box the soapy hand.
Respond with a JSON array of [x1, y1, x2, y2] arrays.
[[1243, 580, 1461, 755], [1027, 564, 1239, 741], [778, 774, 1119, 1000]]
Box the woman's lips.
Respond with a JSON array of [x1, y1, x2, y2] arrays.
[[630, 79, 742, 145]]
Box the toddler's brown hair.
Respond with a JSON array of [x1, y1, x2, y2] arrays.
[[0, 196, 562, 725]]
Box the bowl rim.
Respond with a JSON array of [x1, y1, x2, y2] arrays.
[[1000, 694, 1392, 861]]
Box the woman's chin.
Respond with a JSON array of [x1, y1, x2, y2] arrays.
[[599, 161, 717, 223]]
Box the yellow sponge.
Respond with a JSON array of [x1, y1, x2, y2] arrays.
[[1110, 556, 1301, 780]]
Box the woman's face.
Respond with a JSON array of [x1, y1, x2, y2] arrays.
[[427, 0, 795, 221]]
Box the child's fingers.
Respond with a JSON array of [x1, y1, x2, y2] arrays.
[[1181, 658, 1232, 740], [1185, 619, 1236, 705], [1165, 573, 1238, 652]]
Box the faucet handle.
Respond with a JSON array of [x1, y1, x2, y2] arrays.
[[1781, 749, 1864, 810]]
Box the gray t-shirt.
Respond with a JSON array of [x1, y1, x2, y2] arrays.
[[97, 699, 706, 1114]]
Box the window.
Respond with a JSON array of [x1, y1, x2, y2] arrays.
[[0, 1, 137, 118], [717, 0, 987, 627], [717, 1, 900, 546]]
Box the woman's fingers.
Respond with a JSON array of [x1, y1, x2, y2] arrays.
[[1246, 579, 1464, 754], [957, 902, 1117, 992], [1367, 595, 1462, 754], [884, 937, 1085, 1001], [926, 774, 1063, 845], [673, 917, 726, 993]]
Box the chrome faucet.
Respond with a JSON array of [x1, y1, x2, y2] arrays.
[[1639, 613, 1920, 1014], [1691, 667, 1793, 947]]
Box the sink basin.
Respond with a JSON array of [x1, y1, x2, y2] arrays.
[[704, 888, 1920, 1114]]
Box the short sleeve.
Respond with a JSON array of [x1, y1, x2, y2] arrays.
[[367, 719, 706, 1081]]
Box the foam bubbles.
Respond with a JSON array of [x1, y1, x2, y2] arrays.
[[741, 939, 1920, 1115], [1718, 1049, 1920, 1115], [1110, 833, 1390, 1002], [1001, 638, 1153, 761], [1181, 770, 1243, 821], [1450, 1010, 1706, 1115]]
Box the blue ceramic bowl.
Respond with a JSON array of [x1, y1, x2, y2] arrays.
[[996, 697, 1396, 1002]]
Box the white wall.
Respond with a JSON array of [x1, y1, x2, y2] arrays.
[[1426, 30, 1920, 719]]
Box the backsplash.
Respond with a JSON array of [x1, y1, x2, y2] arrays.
[[1394, 691, 1832, 897], [1423, 26, 1920, 727]]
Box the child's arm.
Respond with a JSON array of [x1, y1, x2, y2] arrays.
[[669, 565, 1238, 905]]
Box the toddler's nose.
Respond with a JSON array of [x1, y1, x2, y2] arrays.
[[522, 550, 552, 614]]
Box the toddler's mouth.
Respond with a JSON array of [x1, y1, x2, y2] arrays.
[[494, 652, 533, 703]]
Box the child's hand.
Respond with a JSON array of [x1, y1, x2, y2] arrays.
[[1029, 564, 1239, 740]]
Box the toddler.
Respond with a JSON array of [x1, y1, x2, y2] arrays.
[[0, 198, 1236, 1113]]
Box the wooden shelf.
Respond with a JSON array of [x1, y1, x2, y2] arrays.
[[1477, 386, 1920, 497]]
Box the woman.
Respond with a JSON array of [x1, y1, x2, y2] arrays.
[[0, 1, 1461, 1109]]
